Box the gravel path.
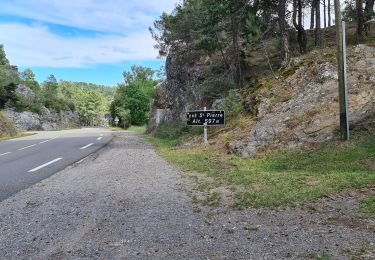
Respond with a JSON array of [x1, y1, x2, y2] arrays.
[[0, 132, 374, 259]]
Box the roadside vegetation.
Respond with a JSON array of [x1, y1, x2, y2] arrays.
[[360, 194, 375, 216], [110, 66, 159, 129], [148, 129, 375, 208], [145, 0, 375, 211]]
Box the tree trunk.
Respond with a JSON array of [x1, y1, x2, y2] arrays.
[[357, 0, 364, 38], [311, 1, 315, 29], [293, 0, 308, 53], [364, 0, 375, 34], [231, 16, 241, 86], [278, 0, 290, 65], [324, 0, 327, 27], [328, 0, 332, 26], [315, 0, 322, 47]]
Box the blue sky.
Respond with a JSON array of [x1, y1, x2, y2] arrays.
[[0, 0, 178, 86]]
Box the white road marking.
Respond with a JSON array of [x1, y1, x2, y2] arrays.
[[0, 152, 12, 156], [80, 143, 94, 150], [28, 158, 63, 172], [97, 137, 103, 140], [18, 144, 37, 151], [39, 137, 57, 144]]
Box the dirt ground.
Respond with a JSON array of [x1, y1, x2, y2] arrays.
[[0, 132, 374, 259]]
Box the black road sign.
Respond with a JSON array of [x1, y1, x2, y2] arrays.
[[187, 110, 225, 126]]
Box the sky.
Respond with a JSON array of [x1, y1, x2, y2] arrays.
[[0, 0, 178, 86]]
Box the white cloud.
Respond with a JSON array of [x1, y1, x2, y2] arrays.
[[0, 0, 178, 33], [0, 1, 180, 67], [0, 23, 159, 67]]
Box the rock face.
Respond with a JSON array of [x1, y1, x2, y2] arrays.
[[234, 45, 375, 156], [4, 108, 79, 131], [15, 85, 37, 104], [149, 40, 375, 157], [148, 45, 214, 133]]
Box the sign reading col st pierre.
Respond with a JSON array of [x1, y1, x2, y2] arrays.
[[186, 110, 225, 126]]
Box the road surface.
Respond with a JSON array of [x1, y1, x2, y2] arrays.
[[0, 128, 112, 201]]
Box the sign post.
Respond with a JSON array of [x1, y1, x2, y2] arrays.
[[342, 20, 350, 140], [203, 107, 208, 144], [186, 109, 225, 144], [334, 0, 350, 141]]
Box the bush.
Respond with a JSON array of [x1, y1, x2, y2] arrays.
[[213, 89, 243, 115], [154, 121, 203, 146], [201, 78, 236, 101]]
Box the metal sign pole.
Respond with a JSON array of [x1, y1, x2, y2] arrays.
[[203, 107, 208, 144], [342, 20, 350, 140]]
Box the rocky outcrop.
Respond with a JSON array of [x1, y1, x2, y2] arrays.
[[147, 45, 217, 133], [4, 107, 79, 131], [15, 85, 37, 104], [233, 44, 375, 156]]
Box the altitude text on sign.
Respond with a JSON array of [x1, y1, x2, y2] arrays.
[[186, 110, 225, 126]]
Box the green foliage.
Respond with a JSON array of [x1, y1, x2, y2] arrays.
[[214, 89, 242, 115], [210, 62, 227, 74], [73, 89, 107, 125], [0, 45, 9, 66], [150, 131, 375, 208], [111, 84, 150, 126], [115, 107, 131, 129], [0, 68, 19, 109], [243, 12, 262, 43], [343, 1, 357, 22], [111, 65, 158, 127], [42, 74, 69, 111], [153, 121, 203, 146], [360, 194, 375, 216], [201, 78, 236, 101], [20, 68, 40, 93]]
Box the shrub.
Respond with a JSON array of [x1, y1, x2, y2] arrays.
[[154, 121, 203, 145]]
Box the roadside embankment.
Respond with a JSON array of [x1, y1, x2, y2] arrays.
[[0, 110, 17, 139], [0, 132, 374, 259]]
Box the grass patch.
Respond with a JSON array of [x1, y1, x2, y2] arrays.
[[127, 125, 147, 135], [359, 194, 375, 216], [148, 131, 375, 208], [152, 121, 203, 146]]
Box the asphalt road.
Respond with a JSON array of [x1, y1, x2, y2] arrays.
[[0, 128, 112, 201]]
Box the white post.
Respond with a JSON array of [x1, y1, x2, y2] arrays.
[[342, 20, 350, 140], [203, 107, 208, 144]]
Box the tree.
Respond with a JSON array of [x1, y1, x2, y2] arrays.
[[328, 0, 332, 26], [110, 66, 158, 127], [293, 0, 308, 53], [357, 0, 364, 38], [42, 74, 70, 111], [75, 89, 106, 125], [311, 0, 316, 29], [0, 45, 9, 66], [278, 0, 290, 65], [0, 46, 19, 108], [364, 0, 374, 34], [21, 68, 40, 93], [315, 0, 322, 47]]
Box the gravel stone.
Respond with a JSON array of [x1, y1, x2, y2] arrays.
[[0, 132, 374, 259]]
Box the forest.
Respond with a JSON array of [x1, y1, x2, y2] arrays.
[[150, 0, 375, 98], [0, 44, 159, 128]]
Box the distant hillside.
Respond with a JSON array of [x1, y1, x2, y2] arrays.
[[0, 45, 116, 130]]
